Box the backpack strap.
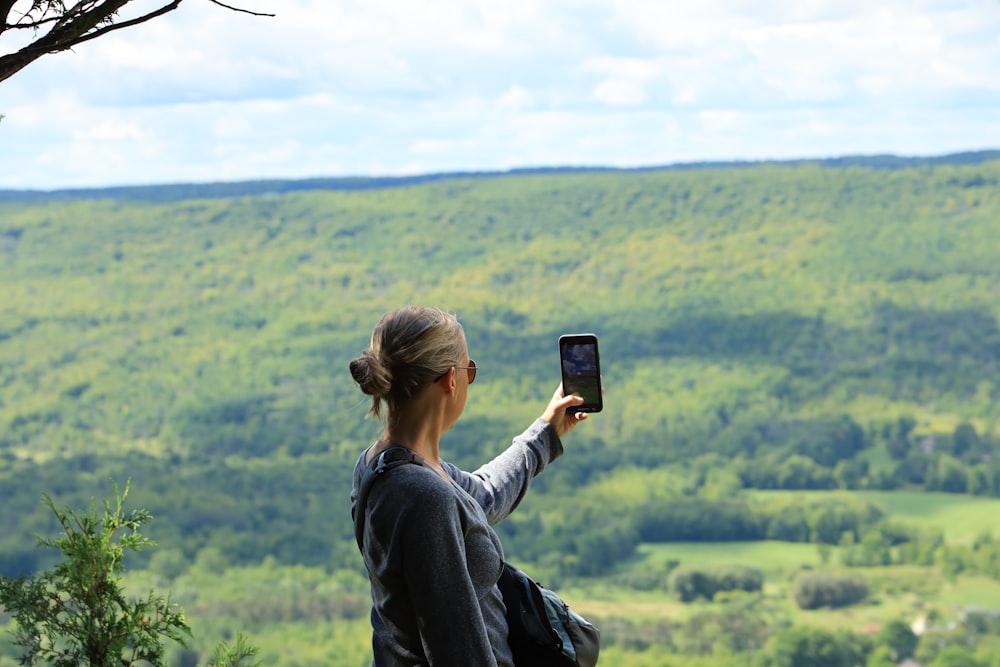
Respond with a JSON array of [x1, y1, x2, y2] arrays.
[[353, 446, 426, 552]]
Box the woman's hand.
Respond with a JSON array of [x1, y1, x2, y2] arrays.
[[541, 384, 589, 438]]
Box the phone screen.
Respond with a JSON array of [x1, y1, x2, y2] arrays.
[[559, 333, 603, 412]]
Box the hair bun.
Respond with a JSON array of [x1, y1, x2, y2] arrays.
[[349, 351, 391, 398]]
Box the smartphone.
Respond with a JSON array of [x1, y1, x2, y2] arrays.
[[559, 333, 603, 412]]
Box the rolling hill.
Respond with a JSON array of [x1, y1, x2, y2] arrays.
[[1, 152, 999, 581]]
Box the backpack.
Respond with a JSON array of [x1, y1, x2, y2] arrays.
[[352, 446, 601, 667]]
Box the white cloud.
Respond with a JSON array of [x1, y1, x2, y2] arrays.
[[584, 56, 661, 106], [410, 137, 484, 155], [582, 56, 662, 80], [592, 79, 647, 106], [78, 122, 148, 142], [1, 0, 998, 189], [497, 85, 535, 109], [698, 110, 745, 133]]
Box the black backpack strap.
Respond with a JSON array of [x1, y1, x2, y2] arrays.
[[353, 446, 425, 552]]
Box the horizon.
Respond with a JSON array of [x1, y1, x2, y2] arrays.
[[3, 148, 998, 198]]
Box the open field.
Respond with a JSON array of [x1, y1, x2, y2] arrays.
[[752, 489, 1000, 542], [566, 489, 1000, 637], [856, 491, 1000, 543], [629, 540, 824, 576]]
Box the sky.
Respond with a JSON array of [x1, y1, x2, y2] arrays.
[[1, 0, 998, 190]]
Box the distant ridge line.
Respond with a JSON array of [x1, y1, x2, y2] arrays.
[[2, 149, 998, 204]]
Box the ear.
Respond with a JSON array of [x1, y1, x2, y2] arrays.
[[436, 367, 458, 396]]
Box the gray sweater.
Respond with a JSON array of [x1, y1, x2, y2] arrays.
[[351, 418, 564, 667]]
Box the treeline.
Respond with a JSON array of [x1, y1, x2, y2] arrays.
[[1, 417, 997, 582], [737, 416, 1000, 497], [500, 489, 886, 578], [3, 149, 997, 203]]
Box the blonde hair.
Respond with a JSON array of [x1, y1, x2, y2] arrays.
[[349, 306, 466, 419]]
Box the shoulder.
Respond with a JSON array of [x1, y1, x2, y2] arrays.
[[369, 465, 468, 543], [374, 463, 457, 512]]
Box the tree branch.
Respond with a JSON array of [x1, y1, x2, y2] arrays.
[[0, 0, 20, 34], [0, 0, 274, 85], [71, 0, 182, 47], [6, 15, 65, 31], [53, 0, 112, 31], [19, 0, 132, 54], [207, 0, 274, 18], [0, 0, 147, 82]]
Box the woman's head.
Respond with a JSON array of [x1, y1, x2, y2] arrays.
[[349, 306, 467, 419]]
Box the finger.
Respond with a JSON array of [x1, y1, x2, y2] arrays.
[[556, 394, 585, 411]]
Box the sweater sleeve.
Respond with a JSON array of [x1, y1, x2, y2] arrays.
[[444, 418, 564, 524]]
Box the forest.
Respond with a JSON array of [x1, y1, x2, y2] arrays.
[[2, 152, 1000, 666]]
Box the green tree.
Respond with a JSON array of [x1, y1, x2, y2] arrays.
[[777, 455, 834, 490], [952, 422, 981, 458], [756, 625, 870, 667], [875, 618, 918, 662], [792, 572, 869, 610], [834, 458, 867, 490], [208, 633, 262, 667], [887, 416, 917, 460], [867, 645, 897, 667], [0, 480, 191, 666], [669, 567, 716, 603], [931, 645, 985, 667], [766, 504, 811, 542], [967, 464, 995, 496], [915, 630, 971, 666], [927, 454, 968, 493]]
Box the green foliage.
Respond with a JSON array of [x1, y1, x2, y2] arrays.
[[867, 646, 898, 667], [754, 625, 871, 667], [929, 645, 985, 667], [0, 481, 191, 666], [875, 618, 918, 662], [206, 633, 260, 667], [668, 565, 764, 602], [0, 484, 266, 667], [932, 533, 1000, 580], [676, 600, 782, 655], [791, 571, 870, 610]]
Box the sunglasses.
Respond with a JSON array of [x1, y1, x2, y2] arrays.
[[457, 359, 477, 384], [438, 359, 477, 384]]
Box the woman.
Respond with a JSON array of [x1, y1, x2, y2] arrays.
[[349, 305, 589, 666]]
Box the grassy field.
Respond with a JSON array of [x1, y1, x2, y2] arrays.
[[938, 575, 1000, 609], [855, 491, 1000, 543], [751, 489, 1000, 542], [564, 489, 1000, 636], [568, 541, 1000, 636], [630, 541, 824, 576]]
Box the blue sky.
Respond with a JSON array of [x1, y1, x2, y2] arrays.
[[1, 0, 998, 190]]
